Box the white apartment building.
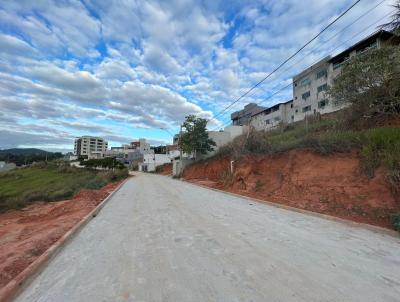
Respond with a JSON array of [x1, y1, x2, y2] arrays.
[[251, 100, 294, 131], [74, 136, 108, 158], [292, 30, 394, 122], [234, 30, 395, 131], [292, 56, 333, 122]]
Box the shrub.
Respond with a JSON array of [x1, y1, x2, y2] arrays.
[[391, 213, 400, 232], [361, 128, 400, 190]]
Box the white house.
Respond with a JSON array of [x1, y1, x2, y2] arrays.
[[139, 154, 173, 172]]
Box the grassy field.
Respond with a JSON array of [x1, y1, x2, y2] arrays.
[[0, 163, 128, 212]]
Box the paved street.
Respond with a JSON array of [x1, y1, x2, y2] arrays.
[[16, 173, 400, 302]]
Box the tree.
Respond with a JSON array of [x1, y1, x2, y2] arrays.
[[383, 0, 400, 33], [179, 115, 216, 159], [328, 45, 400, 121]]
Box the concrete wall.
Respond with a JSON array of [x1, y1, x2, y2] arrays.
[[202, 125, 246, 158], [173, 158, 195, 177], [139, 154, 173, 172]]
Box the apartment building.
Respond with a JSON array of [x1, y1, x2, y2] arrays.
[[231, 103, 266, 126], [74, 136, 108, 158], [292, 56, 332, 122], [251, 100, 294, 131], [292, 30, 394, 122], [233, 30, 395, 130]]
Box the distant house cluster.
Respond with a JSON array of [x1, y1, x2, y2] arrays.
[[231, 30, 395, 131], [73, 136, 180, 172]]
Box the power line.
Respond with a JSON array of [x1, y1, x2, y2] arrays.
[[212, 0, 363, 120], [235, 0, 388, 105], [212, 9, 395, 130], [213, 0, 387, 122]]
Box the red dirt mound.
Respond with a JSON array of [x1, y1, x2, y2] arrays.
[[0, 181, 121, 290], [183, 150, 399, 229], [158, 163, 172, 175]]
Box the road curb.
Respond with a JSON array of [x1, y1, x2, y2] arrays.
[[0, 178, 129, 302], [180, 178, 400, 239]]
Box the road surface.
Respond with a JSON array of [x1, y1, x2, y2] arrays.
[[16, 173, 400, 302]]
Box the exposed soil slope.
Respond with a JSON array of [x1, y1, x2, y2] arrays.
[[183, 150, 399, 229], [157, 163, 172, 175], [0, 182, 121, 289]]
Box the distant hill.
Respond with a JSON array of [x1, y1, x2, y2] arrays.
[[0, 148, 63, 166], [0, 148, 53, 156]]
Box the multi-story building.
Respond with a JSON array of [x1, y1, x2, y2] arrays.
[[74, 136, 108, 158], [292, 30, 394, 122], [231, 103, 266, 126], [251, 100, 294, 131], [292, 56, 332, 122], [233, 30, 395, 131]]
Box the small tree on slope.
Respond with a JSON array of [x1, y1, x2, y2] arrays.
[[328, 45, 400, 122], [179, 115, 216, 160]]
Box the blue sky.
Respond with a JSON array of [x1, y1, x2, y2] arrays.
[[0, 0, 396, 152]]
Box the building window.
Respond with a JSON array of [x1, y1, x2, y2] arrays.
[[302, 106, 311, 113], [317, 84, 328, 93], [302, 91, 310, 100], [318, 99, 329, 108], [300, 78, 311, 86], [291, 115, 294, 121], [295, 109, 298, 113], [357, 41, 377, 55], [316, 69, 327, 79], [265, 119, 270, 125], [290, 104, 293, 108]]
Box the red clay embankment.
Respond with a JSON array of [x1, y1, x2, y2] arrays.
[[0, 181, 121, 290], [183, 150, 399, 229]]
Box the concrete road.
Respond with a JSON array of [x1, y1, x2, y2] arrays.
[[15, 173, 400, 302]]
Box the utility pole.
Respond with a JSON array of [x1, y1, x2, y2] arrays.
[[179, 125, 183, 160], [179, 125, 183, 175]]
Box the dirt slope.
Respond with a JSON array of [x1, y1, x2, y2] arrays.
[[183, 150, 399, 229], [0, 182, 121, 289], [158, 163, 172, 175]]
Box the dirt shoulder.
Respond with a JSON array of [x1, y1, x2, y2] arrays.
[[183, 150, 399, 229], [0, 181, 121, 290]]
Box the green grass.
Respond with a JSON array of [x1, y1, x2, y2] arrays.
[[0, 163, 128, 212], [214, 121, 400, 230], [216, 120, 400, 194]]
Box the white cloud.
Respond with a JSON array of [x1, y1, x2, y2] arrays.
[[0, 0, 397, 148]]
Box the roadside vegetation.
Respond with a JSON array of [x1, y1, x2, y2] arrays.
[[180, 115, 216, 159], [0, 162, 128, 213], [218, 43, 400, 190], [215, 42, 400, 229], [79, 157, 126, 169]]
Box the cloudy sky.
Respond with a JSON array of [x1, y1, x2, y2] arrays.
[[0, 0, 395, 151]]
